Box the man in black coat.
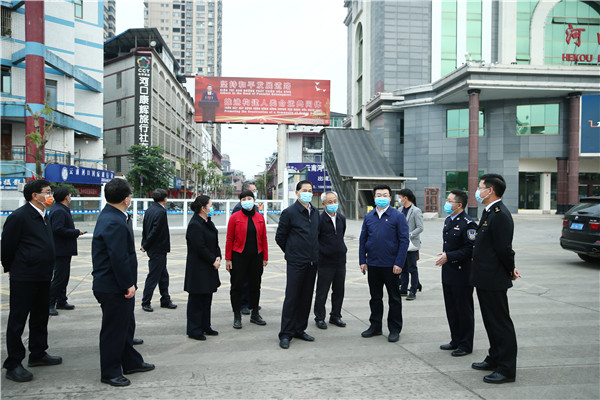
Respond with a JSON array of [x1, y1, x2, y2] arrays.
[[140, 188, 176, 312], [435, 190, 476, 357], [92, 178, 154, 387], [314, 191, 347, 329], [48, 187, 84, 316], [275, 180, 319, 349], [1, 180, 62, 382], [470, 174, 521, 384]]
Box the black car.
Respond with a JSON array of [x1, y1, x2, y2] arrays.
[[560, 197, 600, 263]]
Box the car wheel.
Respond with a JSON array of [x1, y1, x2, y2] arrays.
[[578, 254, 600, 264]]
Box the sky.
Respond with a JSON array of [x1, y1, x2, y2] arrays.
[[116, 0, 348, 179]]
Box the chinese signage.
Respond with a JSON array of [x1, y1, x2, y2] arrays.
[[424, 187, 440, 213], [1, 177, 24, 190], [580, 94, 600, 156], [288, 163, 332, 192], [195, 76, 331, 125], [551, 20, 600, 65], [45, 164, 115, 185], [135, 56, 152, 145]]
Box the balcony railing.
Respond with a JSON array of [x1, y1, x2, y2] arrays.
[[1, 145, 71, 164]]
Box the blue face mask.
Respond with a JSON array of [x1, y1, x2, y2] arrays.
[[299, 192, 313, 204], [206, 206, 214, 217], [444, 202, 454, 214], [475, 188, 489, 204], [326, 204, 339, 214], [241, 200, 254, 211], [374, 197, 390, 208]]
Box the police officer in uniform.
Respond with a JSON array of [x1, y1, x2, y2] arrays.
[[435, 190, 476, 357], [470, 174, 521, 384]]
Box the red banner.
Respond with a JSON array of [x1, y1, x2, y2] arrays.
[[195, 76, 330, 125]]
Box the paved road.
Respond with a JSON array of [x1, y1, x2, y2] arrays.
[[1, 214, 598, 399]]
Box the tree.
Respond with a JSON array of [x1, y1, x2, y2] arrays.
[[190, 162, 205, 196], [255, 173, 274, 200], [178, 157, 189, 199], [25, 100, 56, 179], [126, 145, 175, 197]]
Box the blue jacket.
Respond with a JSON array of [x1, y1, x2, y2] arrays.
[[359, 206, 410, 268]]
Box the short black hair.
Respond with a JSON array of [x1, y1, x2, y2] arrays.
[[372, 184, 392, 197], [239, 189, 254, 200], [23, 179, 51, 201], [450, 189, 468, 209], [190, 195, 210, 213], [398, 188, 416, 206], [53, 186, 71, 203], [242, 181, 256, 191], [296, 180, 313, 191], [104, 178, 132, 204], [480, 173, 506, 197], [152, 188, 168, 202]]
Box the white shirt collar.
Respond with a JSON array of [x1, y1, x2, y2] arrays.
[[29, 201, 46, 219], [485, 199, 501, 211], [376, 206, 389, 218]]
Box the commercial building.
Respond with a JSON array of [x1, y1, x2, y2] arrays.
[[1, 0, 106, 201], [103, 28, 209, 196], [327, 0, 600, 218], [103, 0, 116, 41]]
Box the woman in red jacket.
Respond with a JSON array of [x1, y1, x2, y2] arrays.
[[225, 190, 268, 329]]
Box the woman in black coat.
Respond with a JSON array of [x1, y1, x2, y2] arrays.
[[184, 195, 221, 340]]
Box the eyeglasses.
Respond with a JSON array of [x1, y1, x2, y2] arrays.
[[38, 191, 53, 195], [477, 186, 489, 191]]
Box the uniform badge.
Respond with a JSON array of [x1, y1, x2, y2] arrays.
[[494, 206, 500, 213], [467, 229, 476, 240]]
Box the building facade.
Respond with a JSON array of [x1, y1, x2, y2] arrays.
[[103, 0, 116, 41], [103, 28, 208, 194], [334, 0, 600, 216], [1, 0, 105, 201]]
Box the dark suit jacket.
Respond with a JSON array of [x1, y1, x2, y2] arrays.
[[1, 203, 55, 281], [49, 202, 79, 257], [184, 213, 221, 294], [318, 211, 347, 266], [201, 91, 219, 104], [275, 200, 319, 265], [470, 201, 515, 291], [141, 202, 170, 253], [92, 204, 138, 294], [442, 211, 477, 286]]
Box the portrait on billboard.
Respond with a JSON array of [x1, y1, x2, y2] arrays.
[[194, 76, 330, 125]]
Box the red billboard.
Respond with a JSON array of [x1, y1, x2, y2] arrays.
[[195, 76, 330, 125]]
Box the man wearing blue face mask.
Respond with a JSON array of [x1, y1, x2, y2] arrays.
[[435, 190, 477, 357], [359, 184, 410, 343], [275, 180, 320, 349], [313, 191, 347, 330]]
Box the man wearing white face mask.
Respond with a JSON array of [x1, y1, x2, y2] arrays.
[[2, 180, 63, 382]]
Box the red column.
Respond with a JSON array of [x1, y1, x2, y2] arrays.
[[25, 0, 45, 168], [567, 92, 581, 208], [467, 89, 481, 218], [556, 157, 568, 214]]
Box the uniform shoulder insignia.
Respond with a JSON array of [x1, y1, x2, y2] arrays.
[[494, 206, 501, 213], [467, 229, 477, 240]]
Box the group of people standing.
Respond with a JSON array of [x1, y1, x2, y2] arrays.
[[1, 172, 519, 386]]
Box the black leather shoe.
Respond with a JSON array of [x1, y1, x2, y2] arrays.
[[250, 312, 266, 326], [294, 332, 315, 341], [483, 371, 515, 384], [451, 349, 470, 357], [388, 332, 400, 342], [329, 317, 346, 327], [440, 343, 457, 350], [142, 304, 153, 312], [204, 328, 219, 336], [399, 290, 408, 296], [361, 327, 383, 338], [406, 292, 416, 301], [241, 306, 250, 315], [315, 320, 327, 329], [56, 302, 75, 310], [123, 362, 155, 374], [49, 305, 58, 316], [132, 338, 144, 345], [160, 301, 177, 309], [5, 364, 33, 382], [233, 314, 242, 329], [472, 361, 496, 371], [101, 375, 131, 387], [188, 334, 206, 341], [279, 337, 290, 349], [28, 354, 62, 367]]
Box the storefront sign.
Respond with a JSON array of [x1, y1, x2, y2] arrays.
[[173, 177, 182, 189], [580, 94, 600, 156], [288, 163, 332, 192], [73, 186, 100, 196], [559, 24, 600, 64], [0, 177, 24, 190], [135, 55, 152, 145], [45, 164, 115, 185]]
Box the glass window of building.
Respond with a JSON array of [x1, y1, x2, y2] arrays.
[[446, 108, 484, 138], [197, 5, 205, 11], [116, 100, 122, 117], [466, 0, 482, 61], [516, 104, 559, 135], [516, 0, 538, 64], [116, 156, 121, 173], [116, 72, 122, 89], [116, 128, 122, 145], [1, 66, 10, 94], [446, 170, 484, 196], [45, 79, 57, 109], [441, 0, 457, 76], [74, 0, 83, 18], [1, 6, 12, 37]]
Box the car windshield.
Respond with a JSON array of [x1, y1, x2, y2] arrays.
[[568, 201, 600, 215]]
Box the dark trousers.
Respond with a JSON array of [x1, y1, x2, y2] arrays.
[[313, 263, 346, 321], [49, 256, 72, 306], [3, 280, 51, 369], [476, 288, 518, 378], [187, 293, 213, 336], [367, 266, 403, 334], [443, 284, 474, 352], [230, 251, 263, 312], [279, 262, 317, 339], [141, 252, 171, 306], [400, 251, 419, 294], [93, 291, 144, 379]]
